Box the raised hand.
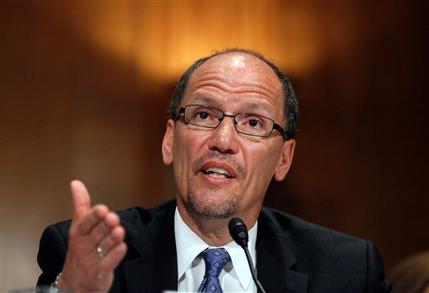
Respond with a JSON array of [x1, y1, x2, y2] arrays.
[[58, 180, 127, 293]]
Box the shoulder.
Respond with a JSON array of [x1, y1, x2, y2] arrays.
[[116, 199, 176, 239], [37, 200, 177, 286], [259, 206, 374, 269], [260, 205, 368, 247], [258, 207, 390, 291], [42, 199, 177, 244]]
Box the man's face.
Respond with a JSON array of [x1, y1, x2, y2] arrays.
[[162, 52, 295, 223]]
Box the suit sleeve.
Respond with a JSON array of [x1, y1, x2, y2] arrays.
[[366, 240, 392, 293], [36, 223, 69, 286]]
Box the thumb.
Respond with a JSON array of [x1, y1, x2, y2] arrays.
[[70, 180, 91, 221]]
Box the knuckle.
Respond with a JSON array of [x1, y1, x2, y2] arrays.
[[95, 224, 106, 236], [93, 204, 109, 216], [69, 225, 84, 239]]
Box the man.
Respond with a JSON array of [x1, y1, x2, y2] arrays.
[[37, 49, 391, 292]]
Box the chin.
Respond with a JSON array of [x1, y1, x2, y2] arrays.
[[186, 191, 239, 219]]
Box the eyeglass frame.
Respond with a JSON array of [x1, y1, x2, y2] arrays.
[[175, 104, 289, 140]]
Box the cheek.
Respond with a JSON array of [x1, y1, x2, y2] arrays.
[[173, 136, 190, 175], [172, 130, 205, 176], [245, 143, 281, 179], [172, 138, 192, 197]]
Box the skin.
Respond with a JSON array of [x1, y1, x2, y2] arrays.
[[59, 52, 295, 292], [59, 181, 127, 292], [162, 52, 296, 246]]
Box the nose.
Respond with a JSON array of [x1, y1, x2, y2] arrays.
[[207, 116, 239, 154]]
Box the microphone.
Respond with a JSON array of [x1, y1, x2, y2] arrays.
[[228, 218, 266, 293]]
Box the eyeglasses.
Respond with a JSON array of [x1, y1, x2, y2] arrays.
[[176, 104, 288, 139]]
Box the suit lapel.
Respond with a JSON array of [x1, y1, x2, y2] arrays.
[[257, 209, 308, 293], [121, 201, 178, 292], [117, 202, 308, 292]]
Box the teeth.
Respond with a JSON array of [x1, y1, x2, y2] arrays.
[[203, 168, 230, 178]]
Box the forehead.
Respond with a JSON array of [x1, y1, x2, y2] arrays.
[[184, 52, 284, 108]]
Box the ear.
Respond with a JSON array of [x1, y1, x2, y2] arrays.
[[162, 119, 175, 165], [274, 139, 296, 181]]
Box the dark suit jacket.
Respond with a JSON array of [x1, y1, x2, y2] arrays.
[[37, 200, 391, 292]]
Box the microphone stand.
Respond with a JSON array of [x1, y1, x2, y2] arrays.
[[243, 245, 266, 293], [228, 218, 266, 293]]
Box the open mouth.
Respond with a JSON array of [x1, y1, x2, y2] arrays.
[[201, 167, 233, 179]]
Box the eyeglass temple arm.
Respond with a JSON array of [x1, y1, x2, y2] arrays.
[[273, 123, 288, 140]]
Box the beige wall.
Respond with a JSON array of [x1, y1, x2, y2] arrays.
[[1, 0, 428, 290]]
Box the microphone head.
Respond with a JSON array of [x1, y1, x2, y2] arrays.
[[228, 217, 249, 248]]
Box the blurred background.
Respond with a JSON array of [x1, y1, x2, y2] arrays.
[[0, 0, 428, 291]]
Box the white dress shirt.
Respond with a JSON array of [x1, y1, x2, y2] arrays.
[[175, 208, 258, 293]]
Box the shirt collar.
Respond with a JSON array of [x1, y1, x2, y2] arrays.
[[174, 207, 258, 290]]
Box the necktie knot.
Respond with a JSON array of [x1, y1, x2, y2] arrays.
[[198, 248, 231, 292], [202, 248, 231, 277]]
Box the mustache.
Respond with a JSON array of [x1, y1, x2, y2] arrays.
[[192, 151, 246, 177]]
